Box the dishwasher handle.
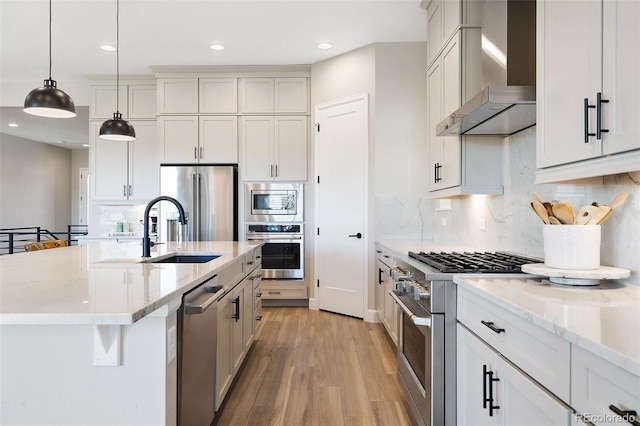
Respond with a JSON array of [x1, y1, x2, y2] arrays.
[[389, 290, 431, 327], [184, 276, 221, 314]]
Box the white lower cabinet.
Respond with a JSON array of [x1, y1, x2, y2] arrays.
[[457, 324, 573, 425], [375, 246, 397, 345], [215, 255, 261, 411], [571, 345, 640, 426]]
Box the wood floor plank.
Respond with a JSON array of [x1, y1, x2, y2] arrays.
[[214, 307, 411, 426]]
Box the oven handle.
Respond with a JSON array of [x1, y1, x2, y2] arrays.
[[247, 236, 302, 241], [389, 291, 431, 327]]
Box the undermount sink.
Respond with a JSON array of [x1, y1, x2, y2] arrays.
[[145, 254, 221, 264]]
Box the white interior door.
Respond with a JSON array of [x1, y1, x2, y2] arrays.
[[315, 95, 368, 318]]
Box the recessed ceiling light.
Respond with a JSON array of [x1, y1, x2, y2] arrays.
[[8, 123, 18, 127], [100, 44, 116, 52], [209, 44, 225, 51], [82, 144, 90, 147], [317, 42, 333, 50], [57, 140, 67, 144]]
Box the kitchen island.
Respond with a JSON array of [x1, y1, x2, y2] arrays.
[[0, 240, 262, 425]]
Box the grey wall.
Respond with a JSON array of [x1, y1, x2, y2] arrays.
[[0, 134, 73, 231], [71, 149, 89, 225]]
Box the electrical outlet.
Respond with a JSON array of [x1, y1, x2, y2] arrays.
[[167, 326, 177, 364], [479, 218, 486, 231]]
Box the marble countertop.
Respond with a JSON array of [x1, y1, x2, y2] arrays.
[[454, 276, 640, 376], [0, 241, 261, 326]]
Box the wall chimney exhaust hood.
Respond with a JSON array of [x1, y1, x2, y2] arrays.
[[437, 0, 536, 137]]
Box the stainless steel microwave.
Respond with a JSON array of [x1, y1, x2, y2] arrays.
[[244, 183, 303, 223]]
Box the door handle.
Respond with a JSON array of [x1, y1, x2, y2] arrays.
[[348, 233, 362, 239]]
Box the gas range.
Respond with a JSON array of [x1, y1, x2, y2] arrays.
[[408, 251, 542, 274]]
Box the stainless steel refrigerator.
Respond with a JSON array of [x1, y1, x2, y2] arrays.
[[159, 165, 238, 242]]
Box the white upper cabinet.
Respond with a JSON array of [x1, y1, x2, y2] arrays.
[[239, 77, 308, 114], [90, 84, 156, 120], [158, 115, 237, 164], [91, 121, 158, 201], [199, 78, 238, 113], [157, 78, 199, 114], [425, 0, 478, 67], [536, 0, 640, 182], [240, 116, 307, 181]]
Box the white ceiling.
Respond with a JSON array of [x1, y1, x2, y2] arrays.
[[0, 0, 426, 149]]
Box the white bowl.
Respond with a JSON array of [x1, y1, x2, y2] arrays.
[[543, 225, 601, 270]]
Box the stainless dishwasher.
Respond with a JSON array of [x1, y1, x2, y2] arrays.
[[178, 274, 223, 426]]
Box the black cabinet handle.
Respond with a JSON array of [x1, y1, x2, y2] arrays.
[[483, 364, 489, 409], [378, 268, 383, 285], [597, 92, 610, 140], [348, 233, 362, 239], [488, 370, 500, 416], [434, 162, 442, 183], [584, 98, 596, 143], [609, 405, 640, 426], [481, 320, 505, 334], [231, 296, 240, 322]]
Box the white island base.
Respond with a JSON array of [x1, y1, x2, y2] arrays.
[[1, 302, 179, 425]]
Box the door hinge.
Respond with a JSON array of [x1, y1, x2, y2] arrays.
[[317, 279, 320, 288], [317, 176, 320, 184], [317, 228, 320, 236], [315, 123, 320, 132]]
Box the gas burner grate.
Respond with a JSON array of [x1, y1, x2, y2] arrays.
[[408, 251, 541, 273]]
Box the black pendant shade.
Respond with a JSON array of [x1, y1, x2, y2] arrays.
[[23, 0, 76, 119], [99, 112, 136, 141], [99, 0, 135, 141]]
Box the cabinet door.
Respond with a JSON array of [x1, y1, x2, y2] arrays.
[[157, 116, 198, 164], [199, 116, 238, 163], [427, 0, 443, 66], [383, 270, 397, 345], [242, 277, 254, 350], [274, 116, 307, 181], [199, 78, 238, 113], [427, 60, 443, 190], [374, 259, 385, 322], [128, 121, 158, 200], [274, 78, 308, 113], [537, 0, 602, 168], [90, 86, 128, 119], [238, 78, 274, 113], [440, 35, 462, 189], [92, 122, 129, 201], [253, 274, 262, 333], [128, 85, 157, 119], [457, 324, 499, 426], [497, 354, 572, 425], [602, 0, 640, 155], [157, 78, 198, 114], [215, 291, 233, 411], [240, 116, 274, 181], [231, 285, 245, 374]]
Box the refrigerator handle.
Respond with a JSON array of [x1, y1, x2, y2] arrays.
[[193, 173, 201, 241]]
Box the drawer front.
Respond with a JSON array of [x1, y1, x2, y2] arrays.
[[261, 286, 307, 299], [572, 345, 640, 426], [457, 287, 570, 401]]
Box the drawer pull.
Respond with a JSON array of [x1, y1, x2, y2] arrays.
[[268, 291, 281, 295], [609, 405, 639, 426], [481, 320, 505, 334]]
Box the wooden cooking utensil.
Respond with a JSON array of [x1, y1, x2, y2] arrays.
[[574, 205, 600, 225], [610, 192, 628, 210], [543, 202, 554, 217], [548, 216, 562, 225], [588, 205, 612, 225], [531, 191, 543, 203], [552, 202, 574, 224], [531, 201, 550, 224]]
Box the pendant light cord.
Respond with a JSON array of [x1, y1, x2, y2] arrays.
[[116, 0, 120, 114], [48, 0, 52, 80]]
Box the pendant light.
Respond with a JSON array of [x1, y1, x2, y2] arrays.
[[99, 0, 135, 141], [23, 0, 76, 118]]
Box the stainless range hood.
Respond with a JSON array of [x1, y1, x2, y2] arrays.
[[437, 0, 536, 137]]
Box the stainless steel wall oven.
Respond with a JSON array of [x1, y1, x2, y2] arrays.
[[245, 224, 303, 280]]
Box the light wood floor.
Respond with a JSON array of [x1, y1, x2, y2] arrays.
[[213, 307, 413, 426]]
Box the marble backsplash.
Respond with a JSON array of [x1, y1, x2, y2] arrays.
[[376, 127, 640, 285]]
